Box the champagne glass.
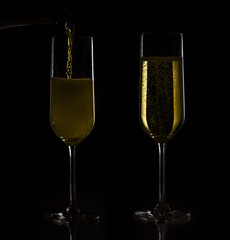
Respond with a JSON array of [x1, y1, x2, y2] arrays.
[[48, 35, 99, 225], [135, 32, 190, 224]]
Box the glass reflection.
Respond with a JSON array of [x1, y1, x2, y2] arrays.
[[134, 212, 190, 240], [42, 219, 100, 240]]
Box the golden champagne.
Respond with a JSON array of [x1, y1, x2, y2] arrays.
[[50, 77, 95, 146], [66, 26, 73, 79], [140, 56, 185, 143]]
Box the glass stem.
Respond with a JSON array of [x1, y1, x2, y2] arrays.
[[158, 222, 167, 240], [154, 142, 170, 213], [68, 145, 80, 213]]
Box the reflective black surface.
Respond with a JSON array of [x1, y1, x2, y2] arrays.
[[38, 217, 195, 240], [36, 186, 221, 240], [0, 2, 228, 240]]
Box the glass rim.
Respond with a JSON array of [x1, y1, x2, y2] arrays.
[[141, 32, 183, 37], [52, 35, 93, 40]]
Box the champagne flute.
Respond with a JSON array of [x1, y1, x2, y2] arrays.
[[48, 35, 99, 225], [135, 32, 190, 224]]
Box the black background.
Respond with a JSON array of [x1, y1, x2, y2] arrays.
[[0, 1, 229, 239]]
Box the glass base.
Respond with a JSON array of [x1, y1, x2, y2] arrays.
[[134, 209, 190, 225], [47, 208, 99, 226]]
